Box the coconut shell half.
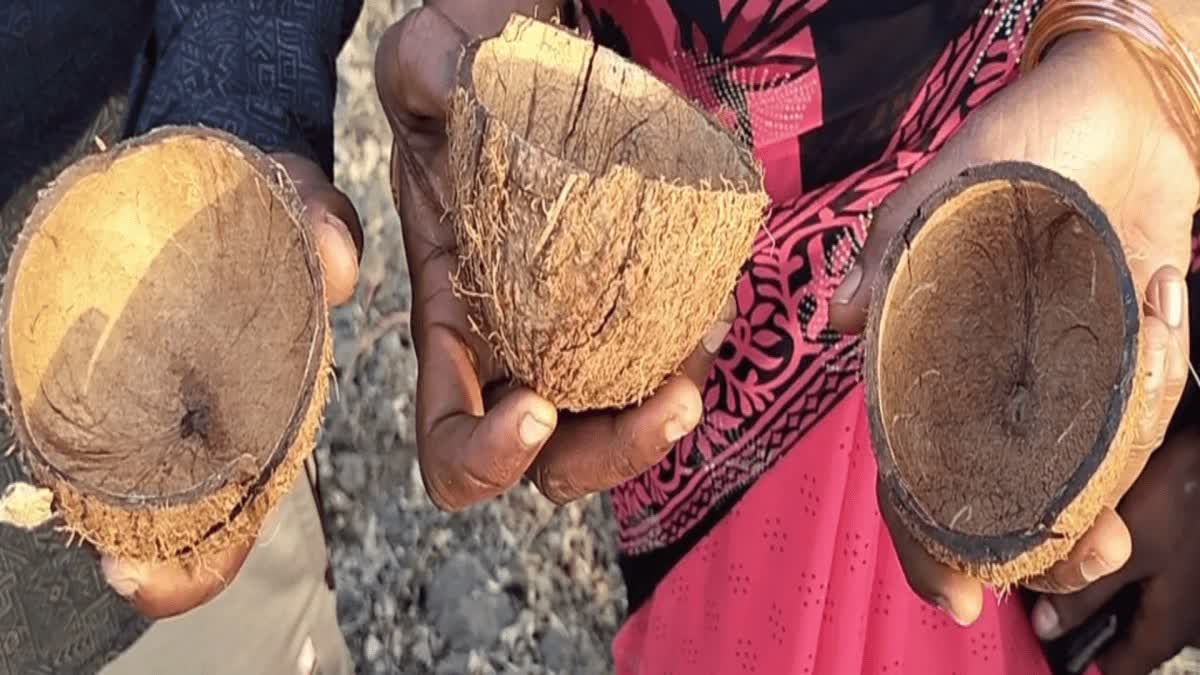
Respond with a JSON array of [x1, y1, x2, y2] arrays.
[[864, 161, 1147, 589], [444, 14, 770, 412], [0, 126, 331, 563]]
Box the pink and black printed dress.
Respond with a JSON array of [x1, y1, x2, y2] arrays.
[[560, 1, 1108, 673]]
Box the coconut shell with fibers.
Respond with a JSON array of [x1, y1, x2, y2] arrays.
[[864, 161, 1149, 589], [0, 126, 332, 563], [444, 14, 769, 412]]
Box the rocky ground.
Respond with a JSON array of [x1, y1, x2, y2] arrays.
[[317, 2, 626, 673]]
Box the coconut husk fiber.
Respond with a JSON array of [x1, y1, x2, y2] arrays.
[[444, 14, 769, 412], [0, 126, 331, 563], [864, 161, 1148, 589]]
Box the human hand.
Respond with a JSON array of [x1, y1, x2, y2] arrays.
[[1030, 426, 1200, 675], [833, 31, 1198, 625], [100, 151, 362, 619], [374, 2, 729, 511]]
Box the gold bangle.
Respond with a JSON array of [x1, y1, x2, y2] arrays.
[[1021, 0, 1200, 169]]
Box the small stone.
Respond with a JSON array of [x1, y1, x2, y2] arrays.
[[427, 553, 489, 618], [540, 621, 574, 673], [364, 634, 383, 662], [436, 651, 469, 675], [410, 633, 433, 668], [436, 592, 515, 651], [334, 452, 368, 494], [390, 629, 405, 663], [379, 330, 403, 358], [431, 528, 453, 549], [467, 650, 495, 674]]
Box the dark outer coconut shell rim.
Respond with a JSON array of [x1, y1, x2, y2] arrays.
[[449, 18, 762, 198], [863, 160, 1139, 566], [0, 124, 329, 513]]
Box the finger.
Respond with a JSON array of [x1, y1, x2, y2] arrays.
[[375, 7, 464, 258], [1030, 567, 1135, 640], [1100, 316, 1172, 507], [374, 6, 467, 143], [528, 374, 703, 505], [827, 123, 991, 334], [1144, 266, 1190, 442], [1097, 583, 1185, 675], [101, 541, 252, 619], [271, 153, 363, 307], [1023, 507, 1132, 596], [310, 214, 361, 307], [682, 295, 737, 383], [524, 300, 734, 504], [877, 478, 983, 625], [416, 323, 557, 511]]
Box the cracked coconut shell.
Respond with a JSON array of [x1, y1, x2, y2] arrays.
[[864, 162, 1148, 589], [444, 14, 769, 412], [0, 126, 332, 563]]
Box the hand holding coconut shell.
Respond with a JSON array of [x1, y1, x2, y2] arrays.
[[1, 136, 363, 620], [829, 32, 1198, 625], [375, 5, 764, 510], [94, 151, 363, 619]]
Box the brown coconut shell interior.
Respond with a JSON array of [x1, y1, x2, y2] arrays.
[[866, 162, 1138, 573], [1, 127, 328, 559], [461, 17, 759, 190]]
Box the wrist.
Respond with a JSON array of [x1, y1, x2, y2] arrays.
[[1022, 1, 1200, 179]]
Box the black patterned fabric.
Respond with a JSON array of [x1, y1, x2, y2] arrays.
[[0, 2, 361, 672]]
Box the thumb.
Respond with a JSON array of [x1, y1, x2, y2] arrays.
[[272, 152, 363, 307], [828, 126, 991, 334], [101, 540, 252, 619]]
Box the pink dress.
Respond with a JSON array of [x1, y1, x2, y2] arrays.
[[562, 0, 1105, 672]]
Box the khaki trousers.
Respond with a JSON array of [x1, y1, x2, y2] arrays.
[[100, 462, 352, 675]]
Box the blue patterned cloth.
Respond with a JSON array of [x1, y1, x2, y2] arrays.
[[125, 0, 363, 175], [0, 2, 361, 672], [1, 0, 361, 210]]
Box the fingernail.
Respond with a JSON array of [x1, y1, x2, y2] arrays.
[[1032, 598, 1062, 640], [297, 637, 317, 675], [1080, 553, 1110, 583], [701, 297, 736, 354], [327, 215, 363, 270], [832, 265, 863, 305], [101, 557, 143, 597], [1161, 277, 1184, 329], [931, 595, 968, 626], [518, 412, 553, 448], [314, 218, 359, 278], [325, 214, 359, 257], [664, 416, 694, 444]]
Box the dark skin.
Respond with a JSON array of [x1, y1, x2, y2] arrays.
[[1032, 425, 1200, 674], [375, 0, 733, 512]]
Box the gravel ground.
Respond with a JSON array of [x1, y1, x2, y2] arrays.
[[318, 2, 626, 673]]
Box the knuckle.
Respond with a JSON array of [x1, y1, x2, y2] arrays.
[[374, 9, 433, 113], [608, 446, 651, 485], [613, 414, 670, 471]]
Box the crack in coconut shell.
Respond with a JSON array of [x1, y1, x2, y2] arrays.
[[445, 14, 770, 412], [0, 125, 331, 563], [864, 161, 1144, 589]]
